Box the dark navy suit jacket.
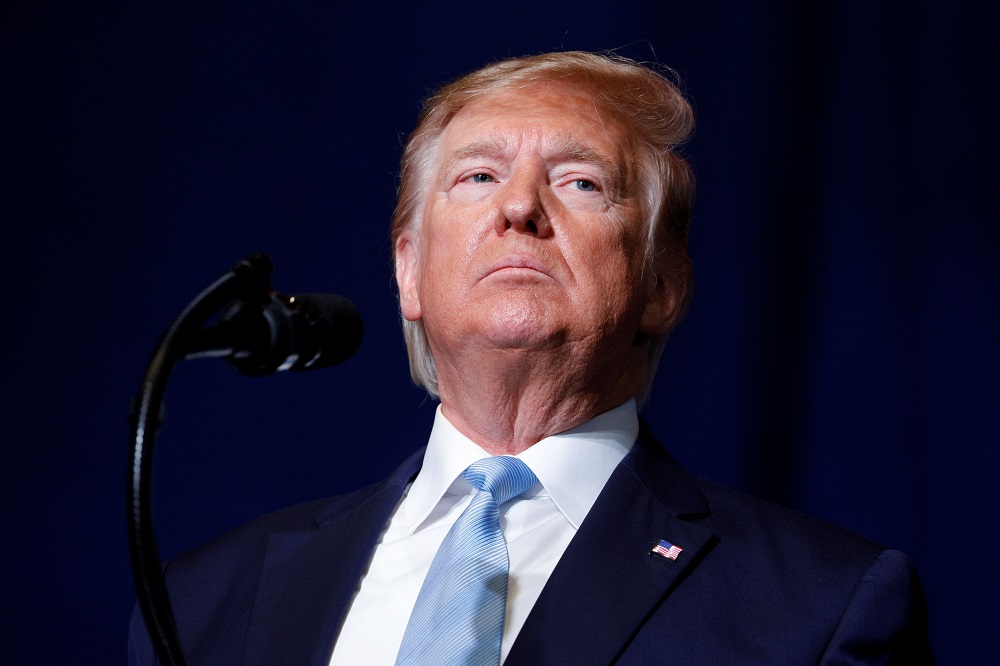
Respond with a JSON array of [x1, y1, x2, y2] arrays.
[[129, 425, 933, 664]]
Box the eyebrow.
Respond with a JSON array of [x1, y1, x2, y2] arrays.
[[437, 136, 510, 184], [547, 134, 626, 192]]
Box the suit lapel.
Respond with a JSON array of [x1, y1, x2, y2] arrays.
[[242, 451, 423, 666], [506, 427, 716, 666]]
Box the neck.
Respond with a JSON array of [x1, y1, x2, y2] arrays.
[[434, 346, 645, 455]]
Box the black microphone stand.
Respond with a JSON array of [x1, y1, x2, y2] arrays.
[[127, 254, 274, 666]]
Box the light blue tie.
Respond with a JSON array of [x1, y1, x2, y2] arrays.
[[395, 456, 538, 666]]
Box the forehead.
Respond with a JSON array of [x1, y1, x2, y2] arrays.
[[435, 86, 631, 164]]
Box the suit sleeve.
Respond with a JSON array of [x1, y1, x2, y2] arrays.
[[820, 549, 934, 665]]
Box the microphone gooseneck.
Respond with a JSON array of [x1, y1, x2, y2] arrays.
[[128, 253, 362, 666]]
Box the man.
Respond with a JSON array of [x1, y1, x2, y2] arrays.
[[130, 52, 933, 664]]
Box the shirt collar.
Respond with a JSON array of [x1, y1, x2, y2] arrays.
[[402, 400, 638, 533]]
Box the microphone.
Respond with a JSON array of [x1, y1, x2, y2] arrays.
[[185, 292, 363, 376]]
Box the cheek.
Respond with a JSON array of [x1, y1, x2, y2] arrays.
[[584, 212, 646, 270], [427, 205, 492, 263], [576, 219, 649, 307], [417, 222, 477, 298], [612, 214, 650, 279]]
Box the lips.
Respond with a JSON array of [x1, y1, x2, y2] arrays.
[[482, 254, 551, 280]]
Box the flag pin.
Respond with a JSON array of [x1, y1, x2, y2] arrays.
[[649, 539, 683, 560]]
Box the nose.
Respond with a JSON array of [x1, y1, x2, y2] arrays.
[[494, 171, 552, 237]]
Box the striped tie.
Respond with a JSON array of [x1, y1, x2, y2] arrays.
[[395, 456, 537, 666]]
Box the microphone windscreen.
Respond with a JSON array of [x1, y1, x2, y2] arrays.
[[289, 293, 363, 370]]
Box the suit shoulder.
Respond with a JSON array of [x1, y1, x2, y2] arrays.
[[166, 477, 395, 577], [632, 424, 887, 572], [701, 474, 883, 546], [687, 473, 893, 598]]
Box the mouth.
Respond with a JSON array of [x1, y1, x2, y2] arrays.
[[482, 255, 551, 280]]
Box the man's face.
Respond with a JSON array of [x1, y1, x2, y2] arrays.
[[395, 86, 674, 376]]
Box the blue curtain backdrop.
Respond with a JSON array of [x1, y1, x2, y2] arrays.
[[3, 1, 996, 662]]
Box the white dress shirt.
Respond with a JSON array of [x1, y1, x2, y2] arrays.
[[328, 400, 638, 665]]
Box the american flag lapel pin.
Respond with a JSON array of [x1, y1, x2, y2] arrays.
[[649, 539, 683, 561]]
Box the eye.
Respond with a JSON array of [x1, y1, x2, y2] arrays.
[[469, 173, 495, 184], [573, 179, 597, 192]]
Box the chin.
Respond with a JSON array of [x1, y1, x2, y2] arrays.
[[478, 300, 562, 350]]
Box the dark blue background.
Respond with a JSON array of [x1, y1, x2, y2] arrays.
[[3, 1, 996, 662]]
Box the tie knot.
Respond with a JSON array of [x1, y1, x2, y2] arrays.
[[463, 456, 537, 506]]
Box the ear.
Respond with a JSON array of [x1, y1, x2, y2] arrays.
[[639, 273, 682, 336], [395, 232, 422, 322]]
